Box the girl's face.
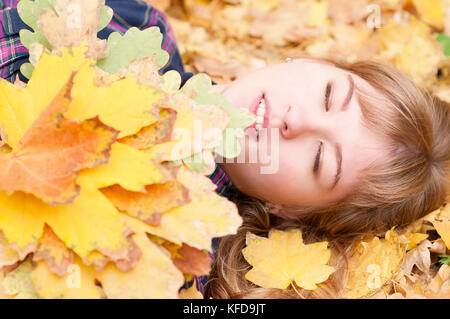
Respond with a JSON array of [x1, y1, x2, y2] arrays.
[[212, 59, 392, 206]]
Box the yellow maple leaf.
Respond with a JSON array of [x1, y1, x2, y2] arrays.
[[68, 64, 165, 138], [377, 16, 443, 87], [1, 258, 38, 299], [78, 142, 170, 192], [0, 232, 20, 269], [412, 0, 445, 30], [0, 44, 92, 148], [398, 232, 429, 250], [377, 16, 431, 60], [306, 0, 329, 28], [96, 215, 184, 299], [31, 255, 102, 299], [432, 204, 450, 249], [394, 34, 443, 88], [0, 186, 130, 261], [344, 229, 405, 299], [179, 280, 203, 299], [422, 207, 443, 223], [242, 229, 334, 290], [0, 75, 117, 205], [146, 166, 242, 251]]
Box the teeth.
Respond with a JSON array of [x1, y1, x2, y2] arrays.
[[255, 97, 266, 131], [256, 107, 265, 116], [255, 114, 264, 123]]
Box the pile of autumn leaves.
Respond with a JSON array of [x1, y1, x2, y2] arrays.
[[0, 0, 248, 298]]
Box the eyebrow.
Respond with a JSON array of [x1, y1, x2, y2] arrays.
[[341, 75, 354, 112], [330, 142, 342, 190]]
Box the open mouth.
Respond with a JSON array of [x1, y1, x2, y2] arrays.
[[248, 93, 271, 141], [255, 94, 266, 133], [255, 94, 271, 141]]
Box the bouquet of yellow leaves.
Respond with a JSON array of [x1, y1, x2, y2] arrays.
[[0, 0, 254, 298]]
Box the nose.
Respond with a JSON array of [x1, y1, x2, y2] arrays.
[[280, 105, 332, 139]]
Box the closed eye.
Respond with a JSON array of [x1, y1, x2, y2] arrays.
[[324, 81, 332, 112], [313, 141, 323, 175]]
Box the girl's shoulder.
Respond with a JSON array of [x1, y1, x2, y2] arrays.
[[208, 164, 235, 198]]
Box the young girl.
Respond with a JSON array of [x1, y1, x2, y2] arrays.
[[205, 58, 450, 298], [1, 0, 449, 299]]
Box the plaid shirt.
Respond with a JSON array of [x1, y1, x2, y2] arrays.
[[0, 0, 234, 298]]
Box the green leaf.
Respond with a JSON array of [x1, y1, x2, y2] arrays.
[[182, 153, 209, 173], [17, 0, 53, 50], [17, 0, 53, 31], [167, 160, 183, 167], [181, 73, 255, 130], [19, 29, 50, 50], [20, 63, 35, 80], [97, 27, 170, 74], [17, 0, 52, 78], [180, 73, 255, 158], [438, 254, 450, 266], [99, 5, 113, 31], [160, 70, 182, 94], [437, 34, 450, 57]]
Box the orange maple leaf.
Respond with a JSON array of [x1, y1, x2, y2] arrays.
[[101, 181, 190, 226], [0, 74, 117, 205], [172, 243, 212, 276]]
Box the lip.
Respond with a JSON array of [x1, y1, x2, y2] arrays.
[[248, 93, 271, 129]]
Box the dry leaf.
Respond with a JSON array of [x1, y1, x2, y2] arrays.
[[33, 225, 74, 277], [242, 229, 334, 290], [179, 280, 204, 299], [0, 74, 117, 205], [344, 229, 404, 298]]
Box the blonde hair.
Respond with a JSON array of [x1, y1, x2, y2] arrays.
[[205, 60, 450, 299]]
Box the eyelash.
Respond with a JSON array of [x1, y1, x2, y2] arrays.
[[313, 141, 323, 174], [324, 82, 332, 112], [315, 82, 331, 174]]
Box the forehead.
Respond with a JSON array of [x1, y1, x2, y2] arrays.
[[295, 59, 384, 96]]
